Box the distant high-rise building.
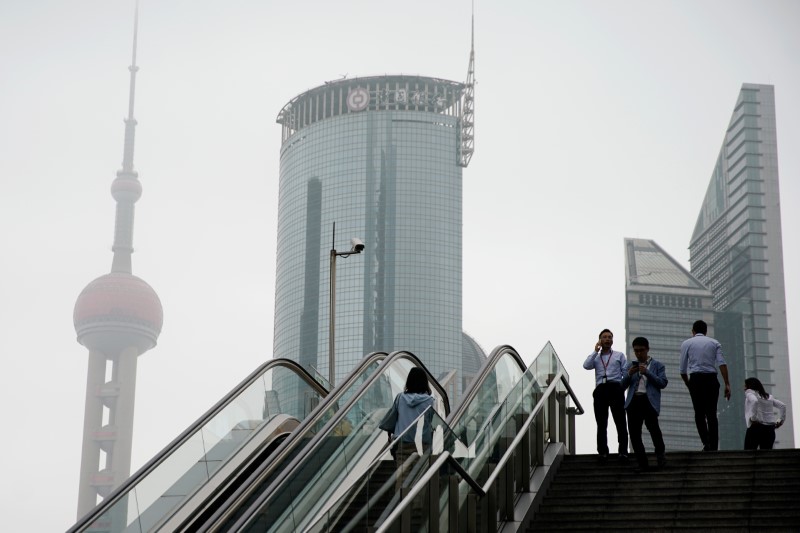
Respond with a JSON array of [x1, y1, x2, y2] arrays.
[[73, 9, 163, 517], [272, 27, 482, 396], [624, 238, 729, 450], [625, 84, 794, 451], [688, 83, 793, 448]]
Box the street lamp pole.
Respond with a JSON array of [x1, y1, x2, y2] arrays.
[[328, 222, 365, 387]]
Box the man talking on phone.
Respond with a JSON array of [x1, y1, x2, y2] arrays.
[[583, 328, 629, 461]]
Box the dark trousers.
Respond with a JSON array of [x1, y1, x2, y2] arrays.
[[744, 423, 776, 450], [688, 373, 720, 450], [627, 394, 665, 467], [592, 382, 628, 455], [394, 441, 419, 492]]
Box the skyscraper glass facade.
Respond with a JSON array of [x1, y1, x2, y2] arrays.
[[688, 84, 793, 447], [273, 76, 477, 392], [624, 238, 719, 450]]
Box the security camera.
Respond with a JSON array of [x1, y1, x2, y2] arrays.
[[350, 237, 365, 253]]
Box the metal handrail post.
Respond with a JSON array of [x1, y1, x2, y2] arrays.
[[521, 423, 531, 491], [448, 476, 459, 532], [428, 468, 439, 533], [535, 408, 545, 465], [467, 492, 477, 533], [558, 390, 567, 444], [548, 384, 557, 443], [486, 463, 496, 532], [503, 456, 514, 521], [567, 407, 578, 454]]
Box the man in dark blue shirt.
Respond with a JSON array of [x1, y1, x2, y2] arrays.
[[622, 337, 667, 471]]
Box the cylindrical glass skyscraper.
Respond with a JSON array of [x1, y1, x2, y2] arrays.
[[273, 75, 471, 390]]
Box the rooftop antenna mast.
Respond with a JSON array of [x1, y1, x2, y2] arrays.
[[459, 3, 475, 167]]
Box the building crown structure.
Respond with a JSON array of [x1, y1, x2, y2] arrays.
[[73, 2, 163, 519]]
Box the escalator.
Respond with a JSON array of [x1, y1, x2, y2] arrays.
[[186, 351, 451, 533], [68, 355, 384, 533], [298, 345, 529, 532], [69, 346, 542, 533]]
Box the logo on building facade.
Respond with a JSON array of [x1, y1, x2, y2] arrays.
[[347, 87, 370, 112]]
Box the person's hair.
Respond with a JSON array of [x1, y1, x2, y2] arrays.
[[692, 320, 708, 335], [405, 367, 432, 394], [598, 328, 613, 339], [631, 337, 649, 349], [745, 377, 769, 400]]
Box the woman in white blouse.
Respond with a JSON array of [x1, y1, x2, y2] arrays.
[[743, 377, 787, 450]]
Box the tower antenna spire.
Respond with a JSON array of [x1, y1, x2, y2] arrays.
[[459, 3, 475, 167], [111, 0, 142, 274], [123, 0, 139, 171]]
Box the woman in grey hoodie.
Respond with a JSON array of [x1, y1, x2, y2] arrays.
[[391, 367, 435, 490]]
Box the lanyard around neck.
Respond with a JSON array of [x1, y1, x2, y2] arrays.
[[600, 350, 613, 372]]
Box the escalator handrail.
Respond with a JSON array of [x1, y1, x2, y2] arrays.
[[342, 344, 528, 497], [168, 350, 391, 531], [209, 350, 450, 533], [68, 357, 327, 533], [481, 366, 583, 490], [376, 362, 579, 533], [445, 344, 527, 425]]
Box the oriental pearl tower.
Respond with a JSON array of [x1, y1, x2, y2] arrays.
[[73, 4, 163, 517]]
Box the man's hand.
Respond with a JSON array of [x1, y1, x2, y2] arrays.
[[724, 383, 731, 401], [628, 365, 639, 376], [594, 342, 601, 353]]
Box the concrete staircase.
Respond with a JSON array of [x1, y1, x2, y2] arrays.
[[526, 449, 800, 532]]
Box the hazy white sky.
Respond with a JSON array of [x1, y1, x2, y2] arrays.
[[1, 1, 798, 529]]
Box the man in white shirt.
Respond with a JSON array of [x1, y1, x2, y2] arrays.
[[679, 320, 731, 451], [583, 328, 629, 461]]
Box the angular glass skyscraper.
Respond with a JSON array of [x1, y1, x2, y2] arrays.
[[272, 72, 480, 395], [688, 84, 794, 447], [626, 84, 794, 451]]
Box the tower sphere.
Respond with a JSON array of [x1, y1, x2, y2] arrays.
[[73, 272, 163, 353], [111, 175, 142, 203]]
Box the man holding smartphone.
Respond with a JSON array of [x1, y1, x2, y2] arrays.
[[622, 336, 667, 472], [583, 328, 629, 461]]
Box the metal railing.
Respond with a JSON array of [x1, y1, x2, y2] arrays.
[[377, 342, 584, 533]]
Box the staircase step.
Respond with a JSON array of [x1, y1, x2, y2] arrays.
[[526, 449, 800, 533]]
